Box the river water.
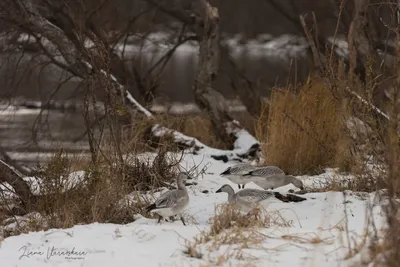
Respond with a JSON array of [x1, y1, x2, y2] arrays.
[[0, 106, 90, 167]]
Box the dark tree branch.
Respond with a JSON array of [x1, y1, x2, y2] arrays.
[[0, 148, 32, 177], [0, 159, 33, 210]]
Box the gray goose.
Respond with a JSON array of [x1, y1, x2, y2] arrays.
[[146, 172, 191, 225]]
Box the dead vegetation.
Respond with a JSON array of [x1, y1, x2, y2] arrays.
[[305, 170, 383, 193], [207, 204, 293, 236], [281, 232, 335, 245], [376, 83, 400, 266], [131, 113, 229, 151], [184, 203, 292, 263], [0, 145, 183, 237], [153, 114, 229, 150], [119, 149, 181, 191], [253, 55, 391, 195], [256, 77, 351, 175]]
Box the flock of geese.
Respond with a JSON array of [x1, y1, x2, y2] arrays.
[[146, 150, 305, 225]]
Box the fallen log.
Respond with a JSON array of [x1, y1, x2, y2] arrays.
[[151, 120, 261, 162]]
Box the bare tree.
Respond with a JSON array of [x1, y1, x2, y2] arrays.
[[0, 0, 260, 211]]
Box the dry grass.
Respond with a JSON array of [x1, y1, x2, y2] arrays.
[[306, 170, 381, 193], [379, 83, 400, 267], [124, 113, 229, 152], [256, 77, 353, 175], [69, 153, 92, 172], [207, 204, 292, 237], [119, 149, 181, 191], [0, 144, 181, 236], [184, 226, 265, 264], [159, 113, 227, 149], [280, 232, 335, 245], [184, 203, 292, 263], [29, 150, 139, 228]]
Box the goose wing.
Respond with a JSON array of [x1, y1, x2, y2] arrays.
[[220, 163, 255, 176], [236, 189, 274, 203], [155, 190, 185, 209], [243, 166, 285, 177]]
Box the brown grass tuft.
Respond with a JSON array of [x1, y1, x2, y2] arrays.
[[207, 204, 291, 238], [184, 204, 292, 258], [184, 204, 292, 265], [256, 77, 352, 174], [120, 149, 181, 191]]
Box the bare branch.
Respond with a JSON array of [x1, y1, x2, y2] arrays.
[[0, 159, 33, 210], [0, 148, 32, 177]]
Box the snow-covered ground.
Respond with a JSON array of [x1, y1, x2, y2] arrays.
[[0, 151, 387, 267]]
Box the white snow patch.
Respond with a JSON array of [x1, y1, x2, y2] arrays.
[[327, 37, 349, 58]]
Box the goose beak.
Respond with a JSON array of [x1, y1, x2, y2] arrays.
[[220, 170, 229, 176]]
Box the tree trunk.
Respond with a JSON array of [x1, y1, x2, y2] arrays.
[[145, 0, 257, 148], [191, 2, 236, 143]]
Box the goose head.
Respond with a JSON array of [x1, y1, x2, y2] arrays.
[[250, 148, 265, 166], [216, 184, 235, 194], [177, 172, 193, 183], [293, 179, 304, 190], [286, 175, 304, 190]]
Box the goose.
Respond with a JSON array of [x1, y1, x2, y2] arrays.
[[215, 184, 284, 214], [243, 167, 304, 190], [219, 147, 265, 189], [145, 172, 191, 225]]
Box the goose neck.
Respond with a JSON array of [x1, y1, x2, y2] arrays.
[[225, 186, 235, 202], [177, 177, 187, 191]]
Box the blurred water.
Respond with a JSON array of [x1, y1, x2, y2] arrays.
[[0, 108, 90, 167]]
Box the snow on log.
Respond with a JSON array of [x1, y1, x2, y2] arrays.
[[151, 123, 260, 162]]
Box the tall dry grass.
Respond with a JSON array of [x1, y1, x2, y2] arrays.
[[378, 74, 400, 267], [256, 77, 352, 175]]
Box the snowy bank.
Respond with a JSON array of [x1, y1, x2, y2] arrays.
[[0, 152, 388, 267]]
